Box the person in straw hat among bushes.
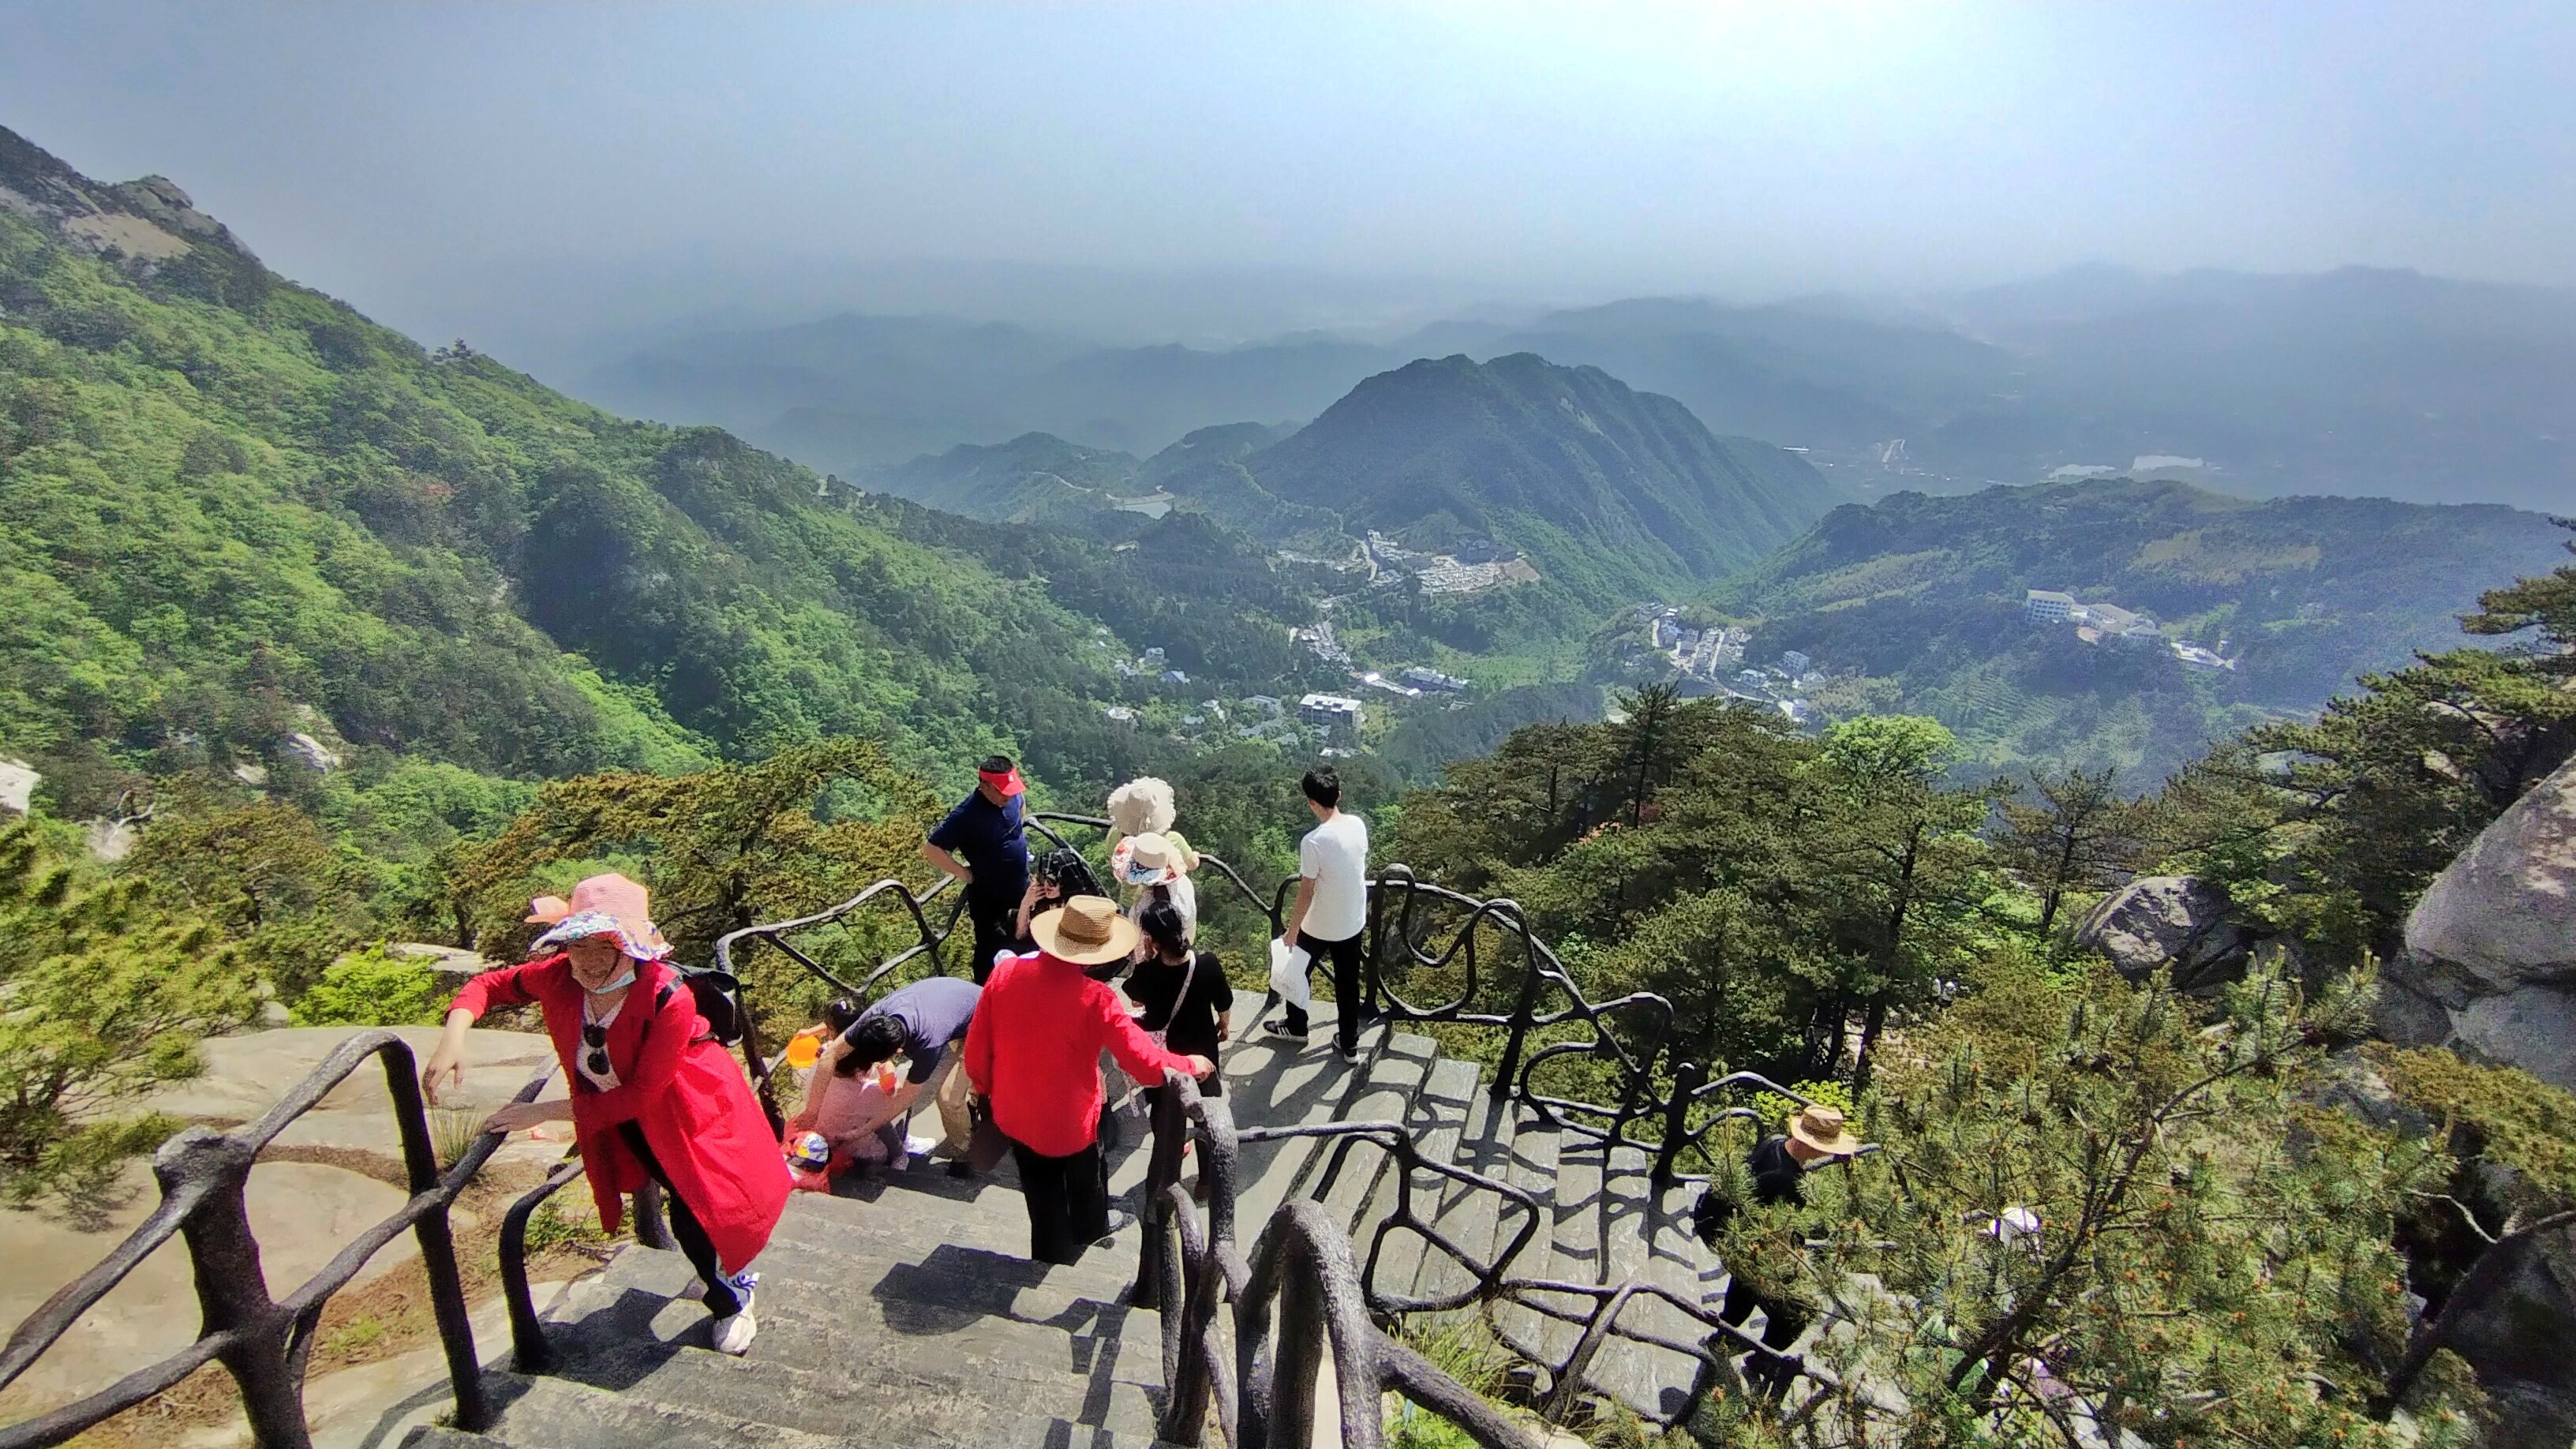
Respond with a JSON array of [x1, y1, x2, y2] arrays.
[[1691, 1101, 1867, 1402], [423, 873, 789, 1356], [964, 893, 1217, 1264]]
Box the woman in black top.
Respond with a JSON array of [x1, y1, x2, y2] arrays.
[[1018, 848, 1117, 976], [1128, 898, 1230, 1099]]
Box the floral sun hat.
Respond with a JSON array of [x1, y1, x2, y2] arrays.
[[529, 872, 672, 960], [1112, 831, 1194, 887]]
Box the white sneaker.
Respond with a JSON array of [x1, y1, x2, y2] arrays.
[[712, 1280, 757, 1355], [905, 1134, 938, 1157]]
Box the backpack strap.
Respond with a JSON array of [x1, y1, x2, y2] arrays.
[[650, 972, 714, 1044]]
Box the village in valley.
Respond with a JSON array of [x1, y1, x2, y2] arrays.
[[1627, 605, 1823, 724], [2022, 588, 2239, 669]]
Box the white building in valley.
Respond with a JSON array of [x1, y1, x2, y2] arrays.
[[1299, 693, 1366, 740]]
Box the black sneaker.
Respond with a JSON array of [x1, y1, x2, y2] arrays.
[[945, 1158, 974, 1179], [1261, 1020, 1309, 1043]]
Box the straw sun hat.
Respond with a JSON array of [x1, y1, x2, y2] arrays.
[[1030, 894, 1140, 966], [1785, 1103, 1863, 1158]]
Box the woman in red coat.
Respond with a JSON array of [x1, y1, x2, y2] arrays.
[[421, 874, 789, 1355], [965, 894, 1215, 1265]]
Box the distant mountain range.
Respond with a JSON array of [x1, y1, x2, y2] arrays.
[[1710, 477, 2570, 781], [867, 354, 1843, 607], [578, 265, 2576, 512]]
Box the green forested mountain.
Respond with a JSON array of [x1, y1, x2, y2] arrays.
[[1131, 421, 1293, 490], [1709, 478, 2565, 781], [1247, 353, 1840, 602], [0, 127, 1326, 823], [865, 354, 1844, 612], [868, 430, 1144, 523]]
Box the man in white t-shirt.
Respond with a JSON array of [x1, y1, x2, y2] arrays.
[[1267, 766, 1374, 1061]]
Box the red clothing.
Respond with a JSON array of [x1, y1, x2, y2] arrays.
[[450, 955, 789, 1274], [963, 949, 1198, 1158]]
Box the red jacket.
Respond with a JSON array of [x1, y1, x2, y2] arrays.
[[450, 955, 789, 1274], [963, 949, 1197, 1158]]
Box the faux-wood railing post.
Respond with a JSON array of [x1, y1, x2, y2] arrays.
[[1653, 1059, 1704, 1188], [159, 1130, 311, 1449], [1490, 922, 1542, 1104], [1271, 1249, 1326, 1449], [385, 1054, 492, 1432]]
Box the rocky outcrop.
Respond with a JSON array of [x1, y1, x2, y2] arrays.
[[0, 759, 36, 815], [0, 126, 260, 272], [2435, 1215, 2576, 1448], [2072, 875, 2257, 990], [2383, 755, 2576, 1092]]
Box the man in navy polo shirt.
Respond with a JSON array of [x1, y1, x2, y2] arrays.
[[920, 754, 1032, 983]]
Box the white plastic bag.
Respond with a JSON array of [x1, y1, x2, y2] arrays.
[[1267, 936, 1312, 1012]]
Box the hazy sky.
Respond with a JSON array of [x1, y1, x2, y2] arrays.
[[5, 2, 2570, 354]]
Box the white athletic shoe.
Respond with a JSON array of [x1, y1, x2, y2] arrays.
[[711, 1277, 757, 1355]]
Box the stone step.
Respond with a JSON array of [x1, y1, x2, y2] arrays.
[[1491, 1108, 1572, 1373], [549, 1243, 1162, 1391], [480, 1369, 853, 1449], [560, 1331, 1162, 1446], [766, 1192, 1144, 1300], [1531, 1131, 1608, 1378], [1577, 1143, 1712, 1423], [1412, 1068, 1522, 1324], [1219, 1002, 1406, 1234], [396, 1429, 516, 1449], [1311, 1032, 1439, 1240], [1358, 1053, 1481, 1307]]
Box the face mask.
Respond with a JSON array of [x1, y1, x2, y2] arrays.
[[582, 965, 637, 994]]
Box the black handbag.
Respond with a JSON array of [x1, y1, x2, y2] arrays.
[[965, 1099, 1012, 1174]]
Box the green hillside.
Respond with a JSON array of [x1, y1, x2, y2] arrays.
[[1248, 353, 1840, 603], [869, 430, 1144, 523], [0, 126, 1323, 822], [1709, 477, 2566, 779], [862, 356, 1844, 613]]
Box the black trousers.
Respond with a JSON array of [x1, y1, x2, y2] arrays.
[[967, 897, 1018, 985], [618, 1122, 743, 1317], [1720, 1275, 1809, 1397], [1279, 929, 1368, 1054], [1010, 1138, 1109, 1266]]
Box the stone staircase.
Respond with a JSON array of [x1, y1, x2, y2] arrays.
[[401, 990, 1736, 1448]]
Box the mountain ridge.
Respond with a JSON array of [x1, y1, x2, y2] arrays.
[[1707, 476, 2569, 780], [1245, 351, 1840, 601]]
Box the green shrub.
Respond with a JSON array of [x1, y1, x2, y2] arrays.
[[290, 944, 447, 1028]]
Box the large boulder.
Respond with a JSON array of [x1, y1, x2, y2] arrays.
[[2440, 1223, 2576, 1449], [2072, 876, 2256, 991], [2384, 756, 2576, 1091]]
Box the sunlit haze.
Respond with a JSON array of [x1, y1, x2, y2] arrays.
[[6, 1, 2570, 361]]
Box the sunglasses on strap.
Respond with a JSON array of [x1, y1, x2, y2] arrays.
[[581, 1021, 610, 1081]]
